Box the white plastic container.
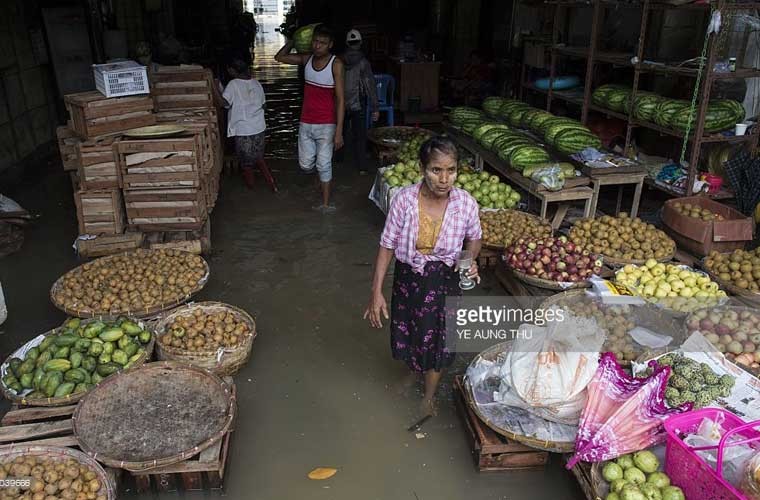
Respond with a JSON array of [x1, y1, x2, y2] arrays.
[[735, 122, 748, 136], [93, 60, 149, 98]]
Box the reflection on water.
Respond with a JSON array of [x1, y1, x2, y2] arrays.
[[254, 19, 301, 159]]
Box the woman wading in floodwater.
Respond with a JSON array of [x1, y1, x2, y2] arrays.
[[364, 136, 482, 417]]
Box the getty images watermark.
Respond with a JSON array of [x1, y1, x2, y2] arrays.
[[445, 297, 567, 353], [0, 477, 31, 489]]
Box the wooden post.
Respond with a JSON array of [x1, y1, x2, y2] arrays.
[[547, 4, 562, 112], [581, 0, 603, 125], [625, 0, 651, 154]]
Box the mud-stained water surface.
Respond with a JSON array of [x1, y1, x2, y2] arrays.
[[0, 20, 584, 500]]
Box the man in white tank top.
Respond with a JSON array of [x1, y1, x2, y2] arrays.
[[275, 24, 345, 213]]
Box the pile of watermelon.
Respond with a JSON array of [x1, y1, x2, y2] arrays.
[[591, 85, 745, 133], [449, 107, 486, 131]]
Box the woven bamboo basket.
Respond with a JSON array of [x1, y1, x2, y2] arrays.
[[73, 361, 236, 472], [49, 249, 210, 320], [0, 318, 155, 407], [0, 445, 117, 499], [510, 267, 591, 291], [463, 341, 577, 453], [701, 260, 760, 307], [600, 251, 676, 268], [153, 301, 256, 376]]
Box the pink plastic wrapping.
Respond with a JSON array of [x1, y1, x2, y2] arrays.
[[567, 353, 690, 468]]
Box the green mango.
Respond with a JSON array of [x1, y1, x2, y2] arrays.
[[112, 350, 128, 366], [69, 352, 83, 370], [19, 373, 33, 390], [103, 342, 115, 355], [32, 367, 45, 390], [83, 321, 106, 338], [38, 336, 55, 352], [53, 334, 78, 347], [26, 347, 40, 361], [35, 350, 52, 369], [81, 356, 97, 373], [64, 368, 87, 384], [54, 346, 70, 359], [8, 358, 22, 377], [44, 372, 63, 397], [17, 359, 35, 375], [123, 343, 139, 358], [54, 382, 75, 398], [96, 363, 120, 377], [122, 321, 142, 335], [98, 352, 112, 365], [138, 331, 152, 344]]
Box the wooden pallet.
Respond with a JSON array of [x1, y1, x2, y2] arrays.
[[123, 187, 207, 232], [128, 380, 235, 493], [116, 136, 203, 191], [77, 135, 121, 190], [149, 66, 215, 111], [145, 218, 211, 254], [56, 124, 82, 172], [74, 189, 126, 235], [75, 231, 145, 258], [64, 91, 155, 139], [453, 376, 549, 472]]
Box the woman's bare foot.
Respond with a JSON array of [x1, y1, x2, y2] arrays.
[[419, 397, 437, 418]]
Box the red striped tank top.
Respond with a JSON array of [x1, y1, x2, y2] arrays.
[[301, 55, 336, 124]]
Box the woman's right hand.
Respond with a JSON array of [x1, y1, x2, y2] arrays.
[[363, 292, 389, 328]]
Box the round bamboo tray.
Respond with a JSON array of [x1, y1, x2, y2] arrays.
[[480, 209, 553, 250], [50, 249, 210, 320], [600, 251, 676, 268], [0, 445, 117, 499], [509, 267, 591, 291], [0, 318, 155, 407], [367, 126, 435, 149], [73, 361, 236, 472], [464, 342, 577, 453], [154, 301, 256, 376]]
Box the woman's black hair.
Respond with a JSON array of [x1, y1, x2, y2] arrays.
[[419, 135, 459, 169]]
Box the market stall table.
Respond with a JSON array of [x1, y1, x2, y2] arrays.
[[445, 125, 593, 228], [586, 170, 647, 218]]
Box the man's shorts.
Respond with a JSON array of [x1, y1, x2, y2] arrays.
[[298, 122, 336, 182]]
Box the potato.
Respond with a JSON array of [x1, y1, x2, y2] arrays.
[[43, 470, 59, 484], [32, 492, 46, 500], [30, 478, 45, 493], [58, 478, 72, 491], [44, 482, 58, 495], [87, 479, 100, 493], [60, 489, 77, 500], [70, 479, 82, 493]]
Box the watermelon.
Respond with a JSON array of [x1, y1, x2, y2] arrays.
[[509, 145, 551, 171], [520, 109, 544, 129], [498, 101, 529, 120], [544, 121, 590, 144], [478, 126, 512, 147], [605, 89, 631, 112], [632, 94, 665, 122], [652, 100, 689, 127], [538, 117, 581, 136], [507, 106, 534, 127], [461, 119, 486, 135], [293, 24, 319, 53], [592, 84, 627, 107], [527, 111, 555, 132], [483, 97, 512, 116], [712, 99, 745, 123], [671, 104, 738, 133], [472, 122, 505, 142], [495, 138, 534, 160], [554, 129, 602, 155], [450, 107, 485, 126]]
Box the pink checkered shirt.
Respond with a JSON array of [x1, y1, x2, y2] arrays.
[[380, 183, 482, 274]]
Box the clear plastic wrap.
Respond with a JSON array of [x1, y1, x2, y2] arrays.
[[742, 452, 760, 500], [530, 165, 565, 191]]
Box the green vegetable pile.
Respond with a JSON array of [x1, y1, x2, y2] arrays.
[[601, 451, 685, 500], [2, 317, 152, 400], [657, 353, 735, 409]]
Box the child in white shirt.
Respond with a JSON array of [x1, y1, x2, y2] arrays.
[[221, 59, 277, 191]]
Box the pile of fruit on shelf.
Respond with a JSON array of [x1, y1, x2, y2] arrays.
[[480, 209, 552, 248], [601, 451, 685, 500], [2, 318, 152, 400], [592, 84, 745, 134], [51, 249, 208, 316], [453, 171, 521, 208], [686, 307, 760, 374], [381, 160, 423, 188], [670, 201, 726, 221], [656, 353, 735, 409], [615, 262, 726, 313], [505, 236, 602, 283], [0, 454, 107, 500], [569, 214, 676, 262], [703, 248, 760, 293], [160, 307, 252, 351], [372, 127, 433, 149]]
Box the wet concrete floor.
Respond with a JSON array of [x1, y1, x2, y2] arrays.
[[0, 19, 584, 500]]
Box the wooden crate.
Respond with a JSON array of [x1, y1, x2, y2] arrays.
[[155, 110, 222, 176], [453, 376, 549, 472], [77, 135, 121, 190], [64, 91, 155, 139], [56, 124, 82, 171], [74, 189, 126, 235], [75, 231, 145, 258], [124, 187, 207, 232], [116, 136, 203, 191], [0, 404, 79, 447], [127, 380, 235, 493], [149, 67, 214, 111], [145, 218, 211, 254]]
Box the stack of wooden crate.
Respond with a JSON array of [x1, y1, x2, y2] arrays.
[[56, 76, 222, 258]]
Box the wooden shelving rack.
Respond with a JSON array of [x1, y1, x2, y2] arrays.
[[521, 0, 760, 198]]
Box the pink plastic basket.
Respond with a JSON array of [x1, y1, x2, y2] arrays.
[[663, 408, 760, 500]]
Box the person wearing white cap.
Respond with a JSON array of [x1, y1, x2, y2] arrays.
[[342, 29, 379, 175]]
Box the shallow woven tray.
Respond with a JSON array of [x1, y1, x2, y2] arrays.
[[0, 318, 155, 407], [463, 341, 577, 453], [701, 261, 760, 306], [73, 361, 235, 471], [50, 249, 210, 320], [509, 267, 591, 291], [154, 301, 256, 376], [480, 209, 553, 250], [600, 251, 676, 268], [0, 445, 117, 499], [367, 126, 434, 149]]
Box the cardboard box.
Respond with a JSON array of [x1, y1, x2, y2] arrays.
[[662, 196, 754, 257]]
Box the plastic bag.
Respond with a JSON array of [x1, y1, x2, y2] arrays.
[[530, 165, 565, 191], [0, 281, 5, 326], [495, 310, 605, 425], [742, 452, 760, 500]]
